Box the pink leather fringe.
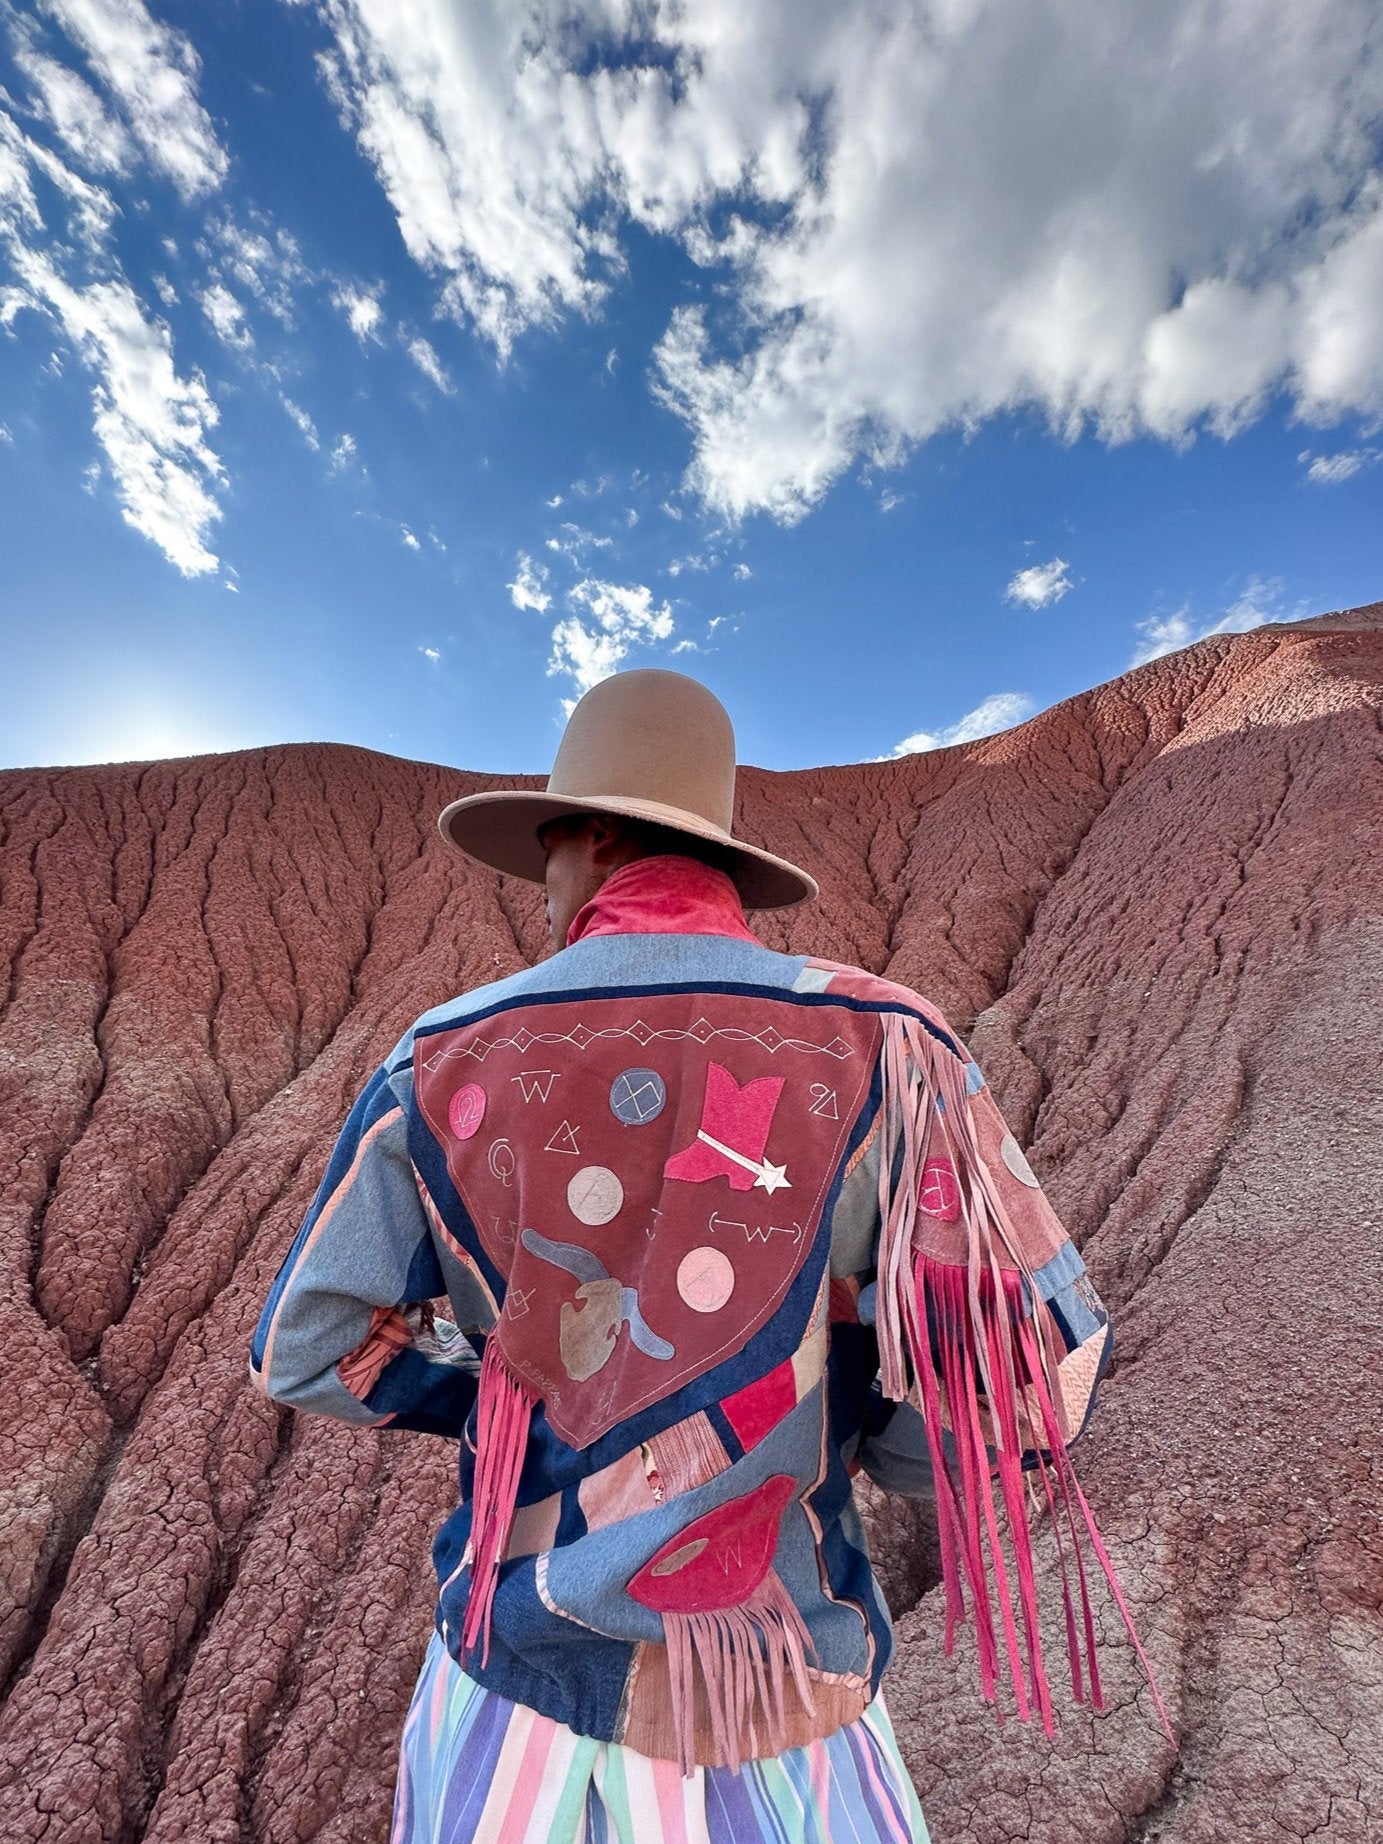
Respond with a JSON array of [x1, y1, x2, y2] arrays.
[[662, 1568, 817, 1776], [876, 1014, 1172, 1741], [461, 1337, 535, 1668]]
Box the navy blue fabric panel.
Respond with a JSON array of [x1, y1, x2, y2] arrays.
[[827, 1322, 885, 1437], [364, 1347, 478, 1437], [704, 1402, 744, 1463], [401, 1234, 446, 1303], [437, 1560, 637, 1744], [556, 1482, 588, 1546]]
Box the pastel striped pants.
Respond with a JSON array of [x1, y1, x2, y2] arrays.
[[391, 1631, 930, 1844]]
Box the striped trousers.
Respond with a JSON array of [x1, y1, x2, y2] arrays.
[[391, 1630, 930, 1844]]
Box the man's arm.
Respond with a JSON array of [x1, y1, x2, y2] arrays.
[[249, 1062, 481, 1437]]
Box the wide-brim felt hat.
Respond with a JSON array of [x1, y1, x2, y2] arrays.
[[437, 669, 818, 910]]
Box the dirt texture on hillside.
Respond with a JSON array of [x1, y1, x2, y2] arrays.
[[1, 607, 1379, 1844]]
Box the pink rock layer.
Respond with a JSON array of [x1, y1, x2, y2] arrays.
[[1, 606, 1379, 1843]]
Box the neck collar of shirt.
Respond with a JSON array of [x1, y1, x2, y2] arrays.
[[566, 855, 758, 946]]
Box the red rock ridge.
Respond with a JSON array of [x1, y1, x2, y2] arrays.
[[0, 605, 1379, 1843]]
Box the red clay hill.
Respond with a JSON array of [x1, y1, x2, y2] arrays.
[[1, 605, 1379, 1844]]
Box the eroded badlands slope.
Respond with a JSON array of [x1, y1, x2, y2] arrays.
[[0, 607, 1379, 1843]]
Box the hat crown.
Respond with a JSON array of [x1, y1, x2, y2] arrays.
[[547, 670, 736, 833]]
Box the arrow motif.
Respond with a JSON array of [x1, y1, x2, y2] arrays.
[[694, 1129, 791, 1194]]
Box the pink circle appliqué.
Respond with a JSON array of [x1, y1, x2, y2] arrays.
[[920, 1155, 961, 1221], [676, 1246, 735, 1313], [448, 1083, 487, 1141]]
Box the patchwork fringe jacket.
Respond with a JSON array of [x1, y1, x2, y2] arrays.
[[251, 860, 1164, 1776]]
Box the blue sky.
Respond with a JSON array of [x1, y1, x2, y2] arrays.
[[1, 0, 1380, 776]]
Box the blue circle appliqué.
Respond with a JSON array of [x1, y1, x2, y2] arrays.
[[610, 1068, 667, 1126]]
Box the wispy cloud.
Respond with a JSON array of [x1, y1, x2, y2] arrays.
[[209, 215, 307, 325], [36, 262, 222, 573], [329, 431, 358, 472], [199, 281, 252, 349], [0, 2, 231, 575], [888, 691, 1036, 757], [419, 644, 441, 663], [42, 0, 227, 199], [1299, 446, 1378, 485], [280, 395, 319, 450], [546, 521, 615, 563], [508, 552, 551, 614], [401, 525, 421, 551], [14, 42, 135, 175], [406, 334, 451, 392], [332, 282, 384, 344], [549, 577, 677, 701], [1130, 576, 1307, 665], [1005, 558, 1073, 609]]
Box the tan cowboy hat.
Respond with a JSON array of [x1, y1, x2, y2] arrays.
[[437, 669, 817, 910]]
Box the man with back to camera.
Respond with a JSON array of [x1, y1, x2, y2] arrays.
[[251, 669, 1159, 1843]]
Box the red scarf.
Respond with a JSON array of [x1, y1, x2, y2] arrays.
[[567, 855, 758, 946]]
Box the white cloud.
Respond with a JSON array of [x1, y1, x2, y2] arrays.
[[1005, 557, 1073, 609], [0, 422, 13, 443], [311, 1, 1383, 521], [547, 521, 615, 562], [1129, 610, 1194, 666], [406, 333, 452, 391], [14, 44, 135, 174], [210, 216, 308, 324], [545, 494, 563, 508], [731, 561, 751, 580], [420, 644, 442, 663], [879, 488, 905, 513], [1302, 447, 1376, 484], [7, 244, 223, 574], [401, 525, 421, 551], [332, 282, 384, 343], [41, 0, 227, 199], [549, 577, 677, 696], [889, 691, 1036, 757], [508, 552, 551, 613], [199, 281, 252, 349], [1130, 576, 1303, 665], [329, 431, 357, 471], [281, 395, 320, 450], [0, 102, 117, 250]]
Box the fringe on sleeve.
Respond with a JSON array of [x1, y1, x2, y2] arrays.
[[874, 1011, 1172, 1742]]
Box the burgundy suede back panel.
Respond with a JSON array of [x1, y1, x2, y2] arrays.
[[415, 989, 881, 1447]]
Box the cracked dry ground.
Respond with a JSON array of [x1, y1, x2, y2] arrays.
[[1, 606, 1379, 1844]]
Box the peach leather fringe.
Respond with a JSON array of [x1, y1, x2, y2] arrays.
[[662, 1568, 817, 1776]]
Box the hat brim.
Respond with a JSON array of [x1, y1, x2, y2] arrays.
[[437, 789, 818, 911]]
